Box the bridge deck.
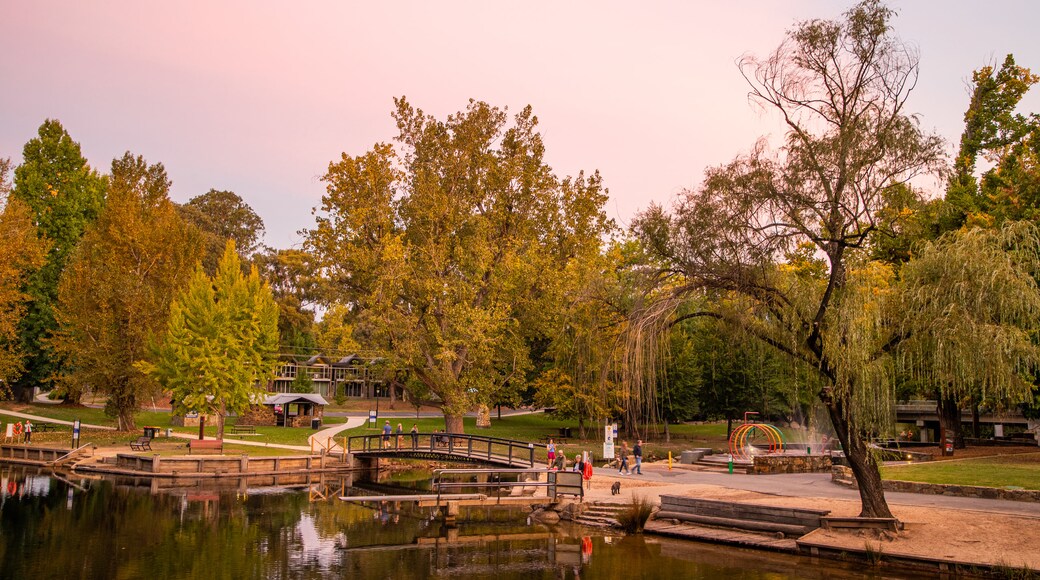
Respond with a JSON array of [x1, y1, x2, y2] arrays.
[[348, 432, 543, 468]]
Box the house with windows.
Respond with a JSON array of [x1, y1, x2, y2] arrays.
[[269, 352, 397, 400]]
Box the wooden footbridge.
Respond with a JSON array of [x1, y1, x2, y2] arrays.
[[346, 433, 545, 469]]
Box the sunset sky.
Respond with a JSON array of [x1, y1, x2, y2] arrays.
[[3, 1, 1039, 248]]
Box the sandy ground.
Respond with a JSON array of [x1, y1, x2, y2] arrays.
[[579, 471, 1040, 570]]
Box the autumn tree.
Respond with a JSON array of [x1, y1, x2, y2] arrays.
[[632, 1, 945, 518], [11, 120, 107, 400], [0, 159, 48, 393], [253, 247, 319, 354], [141, 241, 279, 439], [53, 153, 202, 426], [308, 98, 612, 433]]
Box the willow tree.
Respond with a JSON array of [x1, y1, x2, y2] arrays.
[[53, 153, 201, 428], [633, 1, 945, 519], [898, 224, 1040, 451], [308, 98, 611, 433]]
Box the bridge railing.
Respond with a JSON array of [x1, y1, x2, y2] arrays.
[[347, 433, 544, 467], [432, 468, 583, 502]]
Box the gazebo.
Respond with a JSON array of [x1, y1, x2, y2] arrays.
[[261, 393, 329, 427]]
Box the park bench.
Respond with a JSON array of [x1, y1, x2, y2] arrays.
[[541, 435, 568, 445], [129, 437, 152, 451], [35, 422, 58, 432], [188, 439, 224, 454], [230, 424, 257, 435]]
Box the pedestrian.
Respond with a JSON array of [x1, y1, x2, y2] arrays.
[[618, 441, 630, 475], [573, 452, 584, 473], [382, 420, 392, 449], [582, 454, 594, 489], [410, 423, 419, 449], [633, 439, 643, 475], [23, 420, 32, 444], [547, 438, 556, 468]]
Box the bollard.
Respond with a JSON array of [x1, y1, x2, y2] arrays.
[[807, 445, 811, 455], [668, 451, 672, 471], [728, 454, 733, 474]]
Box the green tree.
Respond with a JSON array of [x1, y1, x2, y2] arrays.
[[0, 159, 48, 393], [141, 241, 279, 438], [52, 153, 201, 428], [11, 119, 107, 400], [178, 189, 266, 272], [308, 98, 611, 433], [945, 55, 1039, 229], [632, 1, 945, 518]]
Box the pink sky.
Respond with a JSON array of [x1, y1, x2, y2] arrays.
[[3, 1, 1039, 248]]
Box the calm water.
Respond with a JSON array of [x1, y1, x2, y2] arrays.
[[0, 466, 927, 579]]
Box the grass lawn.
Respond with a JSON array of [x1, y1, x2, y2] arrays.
[[882, 453, 1040, 490]]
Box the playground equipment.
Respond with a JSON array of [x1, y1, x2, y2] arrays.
[[728, 412, 786, 461]]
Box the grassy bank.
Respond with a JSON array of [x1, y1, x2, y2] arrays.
[[882, 453, 1040, 490]]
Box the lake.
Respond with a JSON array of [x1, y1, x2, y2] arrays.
[[0, 466, 928, 579]]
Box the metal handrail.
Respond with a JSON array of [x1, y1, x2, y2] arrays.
[[431, 467, 583, 503]]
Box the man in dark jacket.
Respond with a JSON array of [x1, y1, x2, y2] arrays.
[[633, 440, 643, 474]]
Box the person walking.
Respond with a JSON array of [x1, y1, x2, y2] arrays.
[[618, 441, 630, 475], [546, 439, 556, 469], [23, 420, 32, 444], [395, 423, 404, 448], [382, 420, 392, 449], [410, 423, 419, 449], [633, 439, 643, 475]]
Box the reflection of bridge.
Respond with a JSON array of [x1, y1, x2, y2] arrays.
[[347, 433, 543, 469]]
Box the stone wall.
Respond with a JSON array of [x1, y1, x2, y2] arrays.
[[751, 454, 832, 474], [831, 465, 1040, 502]]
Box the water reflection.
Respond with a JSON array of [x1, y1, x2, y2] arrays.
[[0, 466, 930, 579]]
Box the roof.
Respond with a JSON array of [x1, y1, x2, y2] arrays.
[[262, 393, 329, 406], [332, 354, 360, 367]]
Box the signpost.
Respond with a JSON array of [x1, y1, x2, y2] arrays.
[[602, 423, 616, 463], [72, 420, 81, 449], [369, 410, 377, 427]]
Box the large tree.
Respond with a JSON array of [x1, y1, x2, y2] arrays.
[[11, 120, 107, 399], [308, 98, 612, 432], [141, 241, 279, 439], [53, 153, 202, 428], [178, 189, 266, 273], [632, 1, 945, 518], [0, 159, 48, 393]]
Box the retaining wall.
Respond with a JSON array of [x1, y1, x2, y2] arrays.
[[751, 454, 832, 474]]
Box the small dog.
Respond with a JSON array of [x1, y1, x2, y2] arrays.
[[611, 481, 621, 495]]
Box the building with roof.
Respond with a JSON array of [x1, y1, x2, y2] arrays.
[[269, 352, 396, 401]]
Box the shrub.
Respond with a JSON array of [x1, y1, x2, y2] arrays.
[[616, 495, 654, 533]]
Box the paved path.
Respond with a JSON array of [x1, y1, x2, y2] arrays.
[[594, 462, 1040, 518], [0, 408, 115, 431], [166, 416, 368, 452]]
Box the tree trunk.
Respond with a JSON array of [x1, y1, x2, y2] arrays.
[[726, 415, 733, 441], [936, 393, 964, 454], [475, 404, 491, 428], [971, 395, 981, 439], [664, 419, 671, 443], [823, 391, 894, 519], [444, 413, 464, 434], [217, 401, 226, 440], [388, 379, 397, 410]]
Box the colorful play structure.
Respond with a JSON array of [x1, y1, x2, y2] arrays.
[[728, 412, 786, 460]]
